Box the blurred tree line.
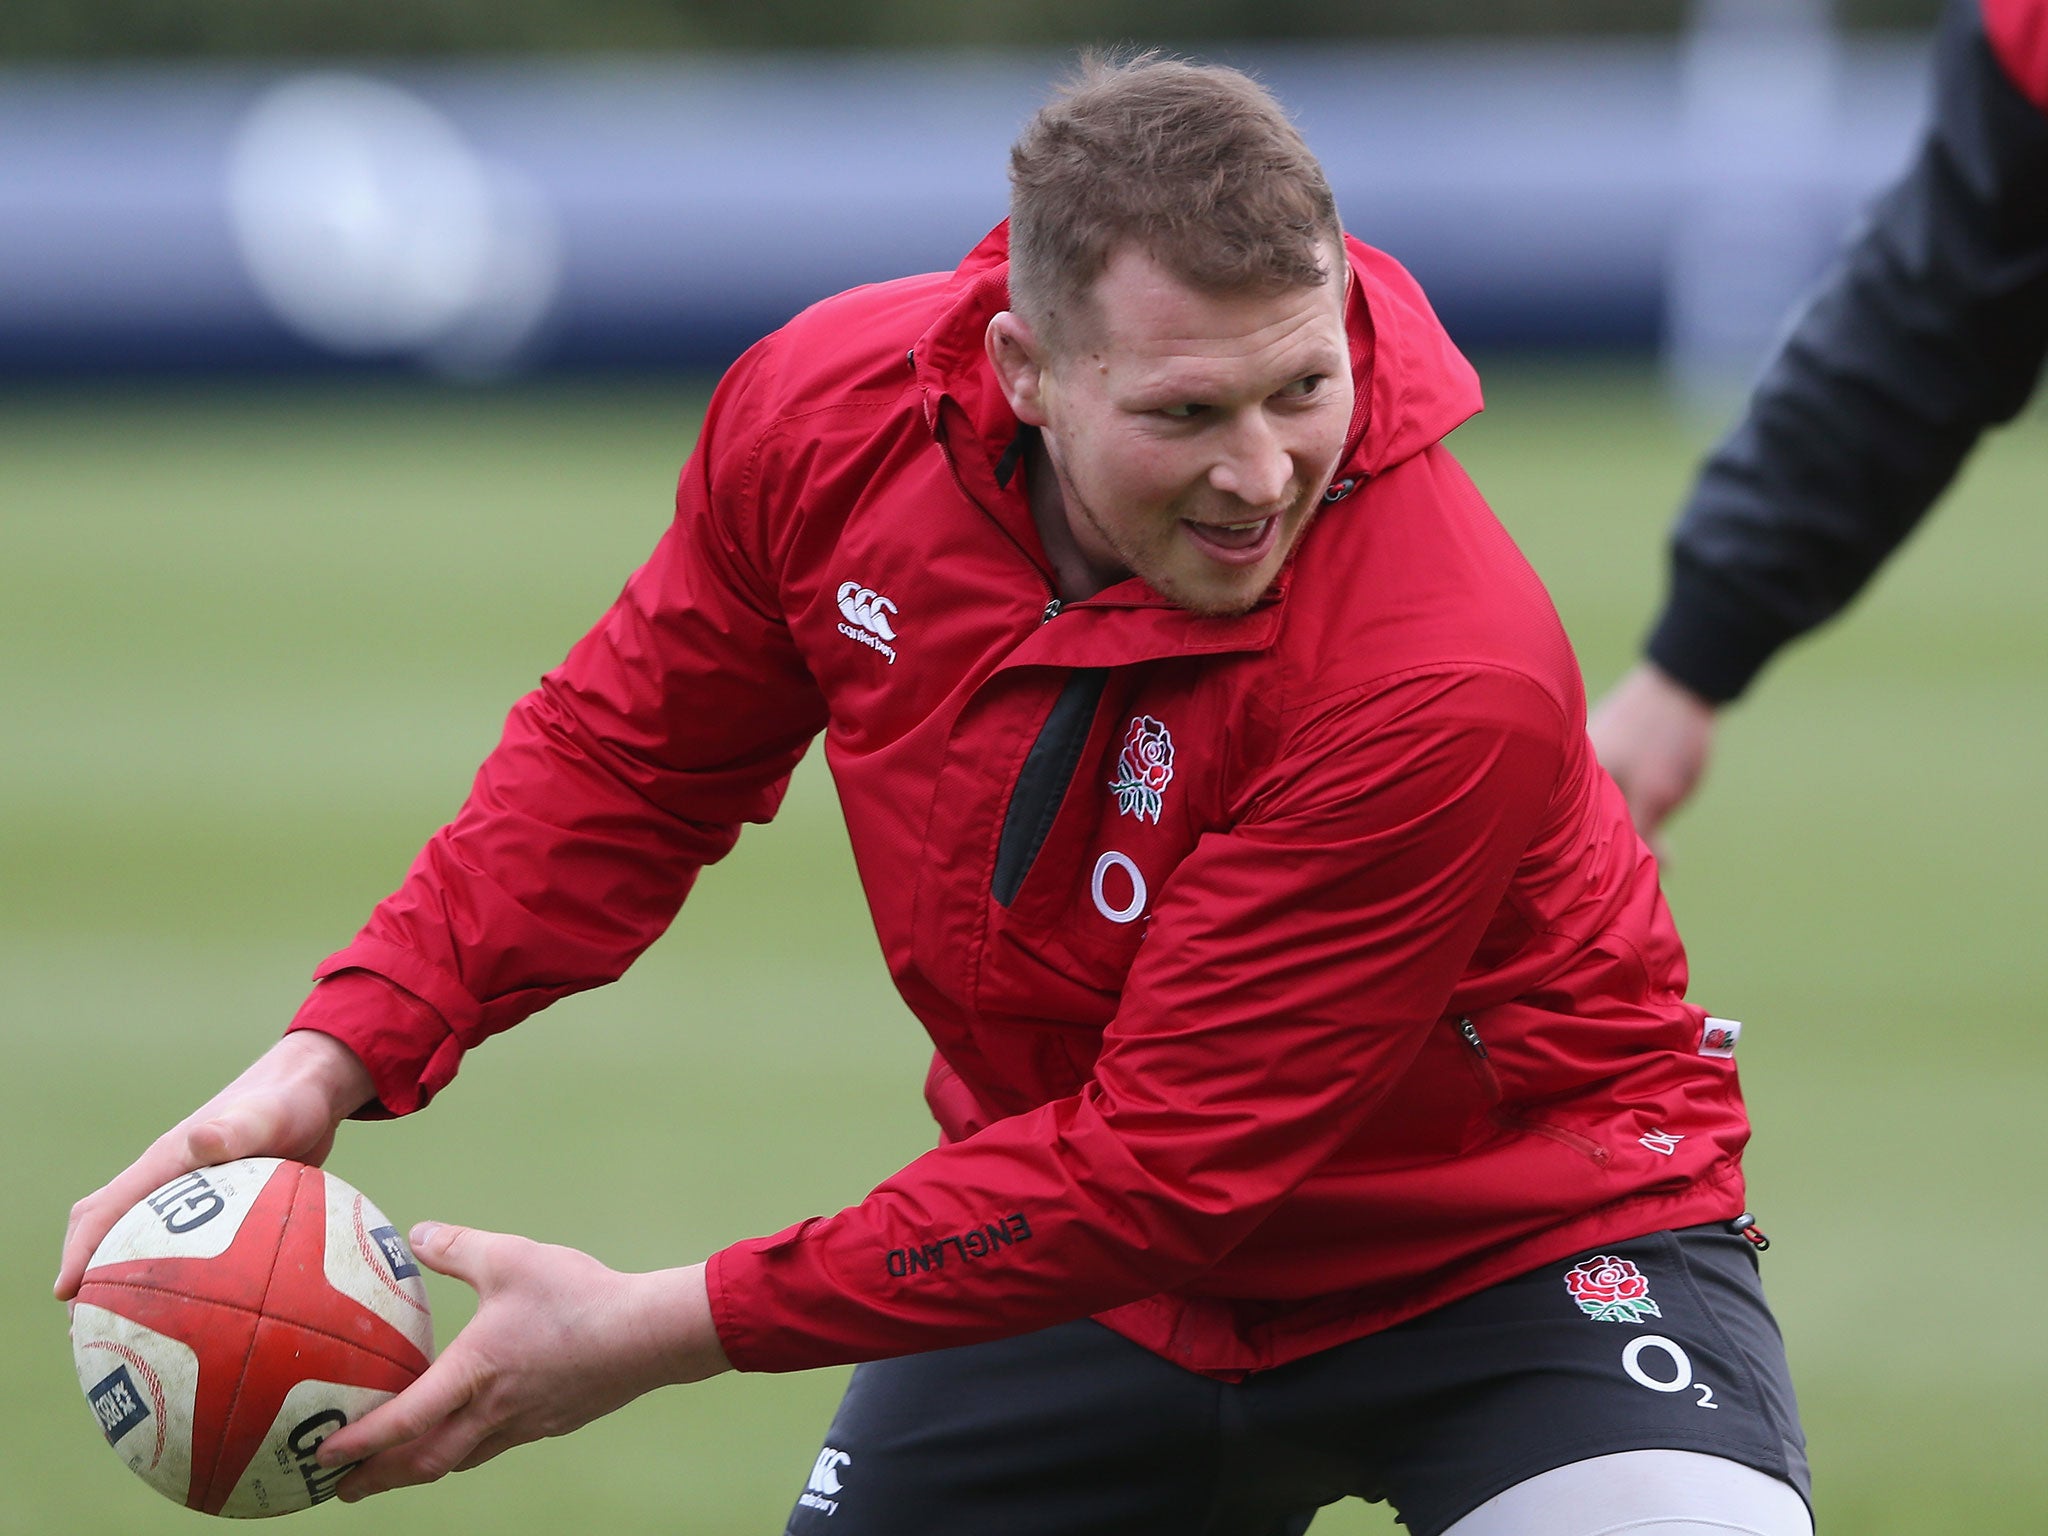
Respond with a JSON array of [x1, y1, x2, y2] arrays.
[[3, 0, 1945, 59]]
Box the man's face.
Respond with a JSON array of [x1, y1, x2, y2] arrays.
[[993, 243, 1354, 616]]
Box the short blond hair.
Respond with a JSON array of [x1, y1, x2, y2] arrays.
[[1007, 52, 1343, 352]]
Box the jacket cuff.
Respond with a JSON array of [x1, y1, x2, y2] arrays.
[[704, 1244, 753, 1370], [705, 1228, 813, 1373], [286, 964, 463, 1118], [1643, 558, 1799, 705], [706, 1221, 889, 1374]]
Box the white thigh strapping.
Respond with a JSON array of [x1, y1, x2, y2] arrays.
[[1440, 1449, 1812, 1536]]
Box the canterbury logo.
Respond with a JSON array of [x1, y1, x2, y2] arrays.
[[798, 1447, 850, 1514], [836, 582, 898, 640], [835, 581, 900, 666], [807, 1448, 849, 1496]]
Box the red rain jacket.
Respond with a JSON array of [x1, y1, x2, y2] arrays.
[[293, 226, 1752, 1379]]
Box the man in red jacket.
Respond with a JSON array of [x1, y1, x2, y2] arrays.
[[59, 55, 1812, 1535]]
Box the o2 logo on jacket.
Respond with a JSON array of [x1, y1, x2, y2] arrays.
[[1108, 715, 1174, 822], [1091, 851, 1147, 924]]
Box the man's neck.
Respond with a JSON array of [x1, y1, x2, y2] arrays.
[[1024, 434, 1121, 604]]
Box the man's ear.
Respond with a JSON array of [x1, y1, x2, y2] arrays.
[[986, 311, 1051, 427]]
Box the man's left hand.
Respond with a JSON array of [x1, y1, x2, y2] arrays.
[[315, 1224, 731, 1500]]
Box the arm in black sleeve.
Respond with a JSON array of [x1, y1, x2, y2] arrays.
[[1648, 0, 2048, 703]]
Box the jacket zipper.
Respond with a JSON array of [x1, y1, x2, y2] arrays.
[[926, 404, 1070, 621], [1456, 1017, 1501, 1100], [925, 412, 1087, 905], [1460, 1016, 1611, 1166]]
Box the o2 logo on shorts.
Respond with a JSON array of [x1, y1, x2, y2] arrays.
[[1621, 1335, 1719, 1410]]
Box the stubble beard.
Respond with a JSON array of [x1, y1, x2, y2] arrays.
[[1067, 475, 1322, 618]]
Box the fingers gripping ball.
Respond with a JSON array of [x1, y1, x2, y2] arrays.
[[71, 1159, 434, 1517]]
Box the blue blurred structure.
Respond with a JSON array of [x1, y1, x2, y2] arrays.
[[0, 33, 1930, 380]]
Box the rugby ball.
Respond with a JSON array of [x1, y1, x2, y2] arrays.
[[71, 1158, 434, 1517]]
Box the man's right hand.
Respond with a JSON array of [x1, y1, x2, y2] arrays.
[[56, 1029, 377, 1300], [1587, 661, 1721, 839]]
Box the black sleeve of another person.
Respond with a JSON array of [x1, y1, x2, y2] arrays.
[[1646, 0, 2048, 704]]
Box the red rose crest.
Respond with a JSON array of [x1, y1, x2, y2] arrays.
[[1563, 1255, 1662, 1324], [1109, 715, 1174, 824]]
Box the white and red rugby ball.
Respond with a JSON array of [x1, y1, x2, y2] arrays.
[[71, 1158, 434, 1517]]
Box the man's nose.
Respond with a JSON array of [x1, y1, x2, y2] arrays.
[[1208, 413, 1292, 507]]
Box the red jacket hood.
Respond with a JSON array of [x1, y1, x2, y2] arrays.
[[911, 221, 1484, 503]]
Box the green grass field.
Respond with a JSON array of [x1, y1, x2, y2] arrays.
[[4, 365, 2043, 1533]]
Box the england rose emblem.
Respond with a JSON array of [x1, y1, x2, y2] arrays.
[[1563, 1255, 1662, 1324], [1109, 715, 1175, 823]]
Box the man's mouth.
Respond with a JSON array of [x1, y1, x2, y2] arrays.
[[1182, 514, 1282, 565]]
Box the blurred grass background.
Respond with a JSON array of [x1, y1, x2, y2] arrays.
[[3, 363, 2043, 1532]]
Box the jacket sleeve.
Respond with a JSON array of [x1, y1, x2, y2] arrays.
[[707, 664, 1567, 1371], [288, 345, 829, 1115], [1647, 0, 2048, 703]]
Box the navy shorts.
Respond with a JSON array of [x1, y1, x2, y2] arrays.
[[781, 1222, 1810, 1536]]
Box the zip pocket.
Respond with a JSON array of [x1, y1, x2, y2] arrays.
[[1459, 1016, 1610, 1166], [1501, 1116, 1612, 1166], [1455, 1016, 1502, 1102]]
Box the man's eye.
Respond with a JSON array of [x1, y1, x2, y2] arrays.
[[1158, 402, 1207, 420], [1278, 375, 1325, 400]]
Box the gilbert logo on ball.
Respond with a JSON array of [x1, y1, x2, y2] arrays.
[[71, 1158, 433, 1517]]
